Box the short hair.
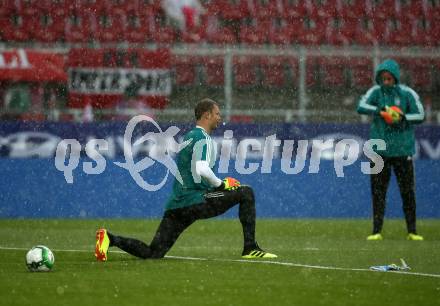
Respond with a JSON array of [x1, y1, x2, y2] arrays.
[[194, 98, 218, 120]]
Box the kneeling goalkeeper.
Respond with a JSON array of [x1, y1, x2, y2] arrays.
[[95, 98, 277, 260]]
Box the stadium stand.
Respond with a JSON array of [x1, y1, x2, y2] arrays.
[[0, 0, 439, 122], [0, 0, 439, 47], [233, 55, 259, 86], [172, 54, 198, 86]]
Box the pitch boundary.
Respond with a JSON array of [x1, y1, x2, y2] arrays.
[[2, 246, 439, 279]]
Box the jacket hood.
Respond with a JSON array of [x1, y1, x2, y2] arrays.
[[375, 59, 400, 85]]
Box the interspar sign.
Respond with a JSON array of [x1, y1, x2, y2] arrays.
[[67, 48, 171, 109], [68, 67, 171, 95]]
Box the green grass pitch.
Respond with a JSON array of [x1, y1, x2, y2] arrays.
[[0, 219, 439, 306]]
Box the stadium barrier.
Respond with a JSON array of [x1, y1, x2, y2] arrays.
[[0, 122, 439, 218]]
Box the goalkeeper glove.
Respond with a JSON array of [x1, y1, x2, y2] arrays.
[[217, 177, 241, 191], [380, 105, 403, 125]]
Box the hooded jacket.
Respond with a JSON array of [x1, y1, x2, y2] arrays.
[[357, 59, 425, 157]]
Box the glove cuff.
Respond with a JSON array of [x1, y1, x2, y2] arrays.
[[214, 181, 225, 191]]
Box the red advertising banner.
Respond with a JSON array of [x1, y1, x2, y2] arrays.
[[0, 49, 66, 82], [67, 48, 171, 109]]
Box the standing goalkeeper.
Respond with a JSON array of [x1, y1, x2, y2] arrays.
[[95, 98, 277, 260], [357, 59, 425, 241]]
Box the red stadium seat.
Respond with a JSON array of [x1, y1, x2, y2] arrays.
[[406, 59, 434, 92], [268, 22, 296, 45], [0, 12, 32, 42], [138, 0, 162, 14], [150, 21, 177, 44], [249, 0, 283, 19], [73, 0, 106, 15], [411, 18, 434, 46], [340, 0, 372, 19], [239, 23, 267, 45], [295, 16, 325, 45], [285, 18, 305, 44], [202, 56, 224, 86], [371, 0, 398, 19], [220, 0, 250, 20], [260, 56, 287, 87], [319, 57, 347, 88], [426, 0, 440, 19], [399, 0, 428, 19], [125, 11, 152, 43], [172, 55, 198, 86], [354, 18, 379, 46], [325, 17, 354, 45], [36, 0, 67, 18], [282, 0, 307, 19], [95, 11, 126, 43], [205, 26, 237, 45], [17, 0, 41, 16], [65, 11, 97, 43], [33, 11, 66, 43], [309, 0, 341, 18], [430, 18, 440, 46], [233, 55, 259, 86], [383, 17, 412, 46], [389, 57, 410, 83], [0, 0, 16, 16], [106, 0, 138, 14], [347, 58, 373, 89], [0, 4, 14, 41], [371, 17, 388, 44], [338, 17, 358, 45]]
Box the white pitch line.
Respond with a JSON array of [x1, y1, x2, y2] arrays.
[[2, 246, 440, 279]]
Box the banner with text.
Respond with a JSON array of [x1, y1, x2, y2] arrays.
[[0, 122, 439, 160], [0, 49, 66, 82], [67, 48, 171, 109]]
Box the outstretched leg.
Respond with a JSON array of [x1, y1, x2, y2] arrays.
[[104, 209, 195, 259]]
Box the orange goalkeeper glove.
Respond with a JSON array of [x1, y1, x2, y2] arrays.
[[380, 105, 403, 125], [220, 177, 241, 191]]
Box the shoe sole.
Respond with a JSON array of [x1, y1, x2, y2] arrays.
[[242, 253, 278, 259]]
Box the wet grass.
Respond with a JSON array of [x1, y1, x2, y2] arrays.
[[0, 219, 439, 306]]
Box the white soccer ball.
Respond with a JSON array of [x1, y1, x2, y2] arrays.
[[25, 245, 55, 272]]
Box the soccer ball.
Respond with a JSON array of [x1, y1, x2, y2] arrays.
[[25, 245, 55, 272]]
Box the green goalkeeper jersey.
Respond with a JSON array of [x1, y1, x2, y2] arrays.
[[165, 126, 217, 210]]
